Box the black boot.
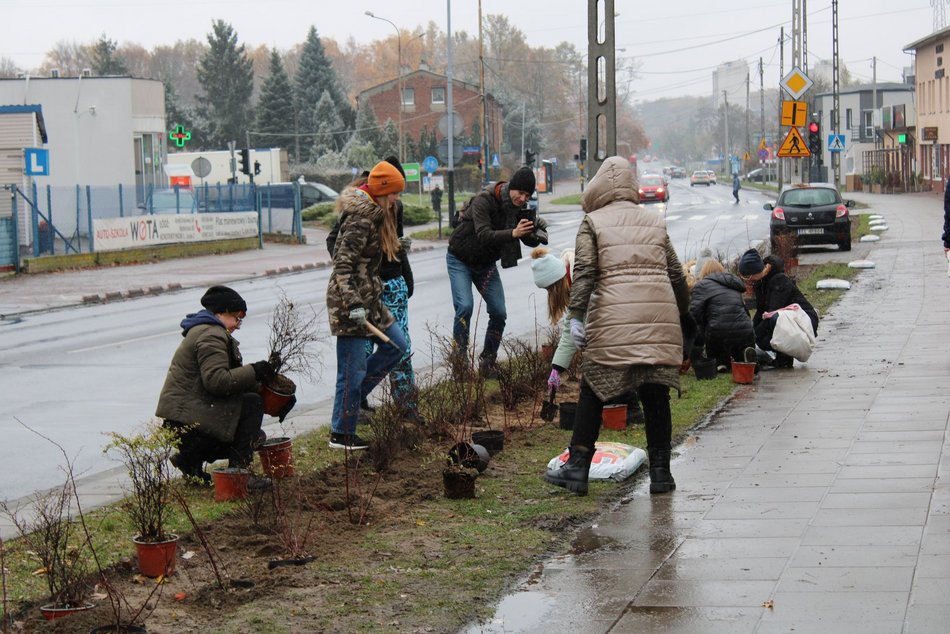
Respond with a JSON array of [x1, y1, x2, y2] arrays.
[[543, 445, 594, 496], [648, 448, 676, 494], [170, 451, 211, 486]]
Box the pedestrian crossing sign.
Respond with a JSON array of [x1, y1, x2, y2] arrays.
[[777, 127, 811, 158], [828, 134, 846, 153]]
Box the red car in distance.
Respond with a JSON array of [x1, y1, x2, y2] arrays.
[[638, 174, 669, 203]]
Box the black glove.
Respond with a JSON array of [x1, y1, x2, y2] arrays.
[[276, 395, 297, 422], [252, 360, 276, 383], [268, 352, 282, 370]]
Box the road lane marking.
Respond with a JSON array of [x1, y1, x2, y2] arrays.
[[690, 215, 706, 221], [665, 215, 681, 222], [69, 330, 180, 354]]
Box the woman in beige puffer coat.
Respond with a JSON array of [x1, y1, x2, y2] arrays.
[[543, 156, 691, 496]]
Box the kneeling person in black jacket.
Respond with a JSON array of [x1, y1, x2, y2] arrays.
[[689, 259, 755, 370]]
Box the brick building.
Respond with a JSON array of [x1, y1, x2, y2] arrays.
[[358, 68, 503, 163]]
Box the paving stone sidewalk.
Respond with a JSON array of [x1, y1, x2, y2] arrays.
[[472, 191, 950, 634]]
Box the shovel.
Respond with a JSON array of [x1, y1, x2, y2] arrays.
[[365, 320, 404, 354], [540, 387, 558, 422]]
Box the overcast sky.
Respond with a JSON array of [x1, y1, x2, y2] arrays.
[[2, 0, 931, 101]]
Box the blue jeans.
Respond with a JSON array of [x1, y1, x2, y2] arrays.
[[446, 252, 506, 361], [331, 322, 408, 436]]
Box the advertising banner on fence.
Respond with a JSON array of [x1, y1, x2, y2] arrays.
[[93, 212, 258, 251]]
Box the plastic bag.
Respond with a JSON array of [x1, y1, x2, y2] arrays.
[[770, 305, 816, 361], [547, 442, 647, 482]]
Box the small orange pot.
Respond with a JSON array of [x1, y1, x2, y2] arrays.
[[731, 361, 756, 384], [258, 437, 294, 478], [133, 534, 178, 577], [39, 603, 94, 621], [212, 467, 250, 502], [602, 404, 628, 431]]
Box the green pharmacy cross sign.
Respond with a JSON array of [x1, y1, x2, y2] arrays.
[[168, 124, 192, 148]]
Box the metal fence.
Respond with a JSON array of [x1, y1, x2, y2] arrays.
[[6, 182, 304, 264]]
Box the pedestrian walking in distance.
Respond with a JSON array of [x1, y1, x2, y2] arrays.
[[732, 173, 741, 204]]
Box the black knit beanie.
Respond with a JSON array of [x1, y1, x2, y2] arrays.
[[509, 167, 536, 195], [737, 248, 765, 276], [200, 285, 247, 313]]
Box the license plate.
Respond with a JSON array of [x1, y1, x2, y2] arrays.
[[797, 228, 824, 235]]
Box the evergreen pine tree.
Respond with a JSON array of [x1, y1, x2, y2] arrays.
[[91, 35, 129, 75], [293, 26, 354, 163], [255, 49, 295, 154], [378, 119, 400, 159], [164, 81, 200, 151], [309, 90, 345, 161], [196, 20, 254, 150], [354, 97, 384, 153]]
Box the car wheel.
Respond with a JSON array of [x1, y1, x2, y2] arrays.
[[838, 237, 852, 252]]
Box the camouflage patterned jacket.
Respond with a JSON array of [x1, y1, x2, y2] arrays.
[[326, 187, 395, 337]]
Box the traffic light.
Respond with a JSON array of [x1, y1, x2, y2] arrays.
[[253, 160, 261, 176], [807, 121, 821, 157], [238, 148, 250, 175], [525, 149, 536, 167], [579, 138, 587, 161]]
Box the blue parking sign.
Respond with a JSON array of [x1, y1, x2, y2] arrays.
[[24, 148, 49, 176]]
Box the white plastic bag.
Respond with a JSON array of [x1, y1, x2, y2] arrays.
[[547, 442, 647, 482], [769, 304, 816, 361]]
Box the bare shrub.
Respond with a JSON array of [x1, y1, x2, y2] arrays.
[[267, 288, 326, 381], [496, 338, 547, 410]]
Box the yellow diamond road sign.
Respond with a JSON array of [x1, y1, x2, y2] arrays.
[[781, 67, 813, 100]]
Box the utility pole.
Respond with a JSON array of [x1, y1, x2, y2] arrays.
[[446, 0, 456, 226], [872, 56, 878, 149], [759, 57, 765, 155], [587, 0, 617, 177], [832, 0, 840, 186], [478, 0, 489, 184], [778, 27, 785, 190], [745, 71, 751, 168], [723, 90, 730, 177]]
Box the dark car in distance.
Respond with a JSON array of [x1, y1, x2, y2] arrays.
[[765, 183, 854, 252]]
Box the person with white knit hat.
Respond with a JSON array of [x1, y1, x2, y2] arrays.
[[531, 247, 644, 425]]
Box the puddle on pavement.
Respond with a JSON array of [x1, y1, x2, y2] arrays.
[[463, 590, 556, 633], [570, 526, 620, 555]]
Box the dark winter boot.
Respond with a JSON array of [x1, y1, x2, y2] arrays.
[[543, 445, 594, 496], [170, 451, 212, 486], [648, 448, 676, 495]]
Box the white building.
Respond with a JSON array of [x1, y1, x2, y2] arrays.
[[812, 82, 916, 185], [0, 74, 166, 244], [713, 60, 749, 107]]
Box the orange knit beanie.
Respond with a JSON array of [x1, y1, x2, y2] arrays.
[[367, 161, 406, 197]]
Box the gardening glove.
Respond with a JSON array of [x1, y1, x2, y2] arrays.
[[268, 351, 282, 370], [547, 368, 561, 392], [348, 306, 367, 326], [252, 360, 276, 383], [569, 318, 586, 351], [276, 395, 297, 423]]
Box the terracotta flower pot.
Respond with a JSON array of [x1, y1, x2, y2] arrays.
[[212, 467, 250, 502], [133, 534, 179, 577], [731, 361, 756, 385], [259, 374, 296, 417], [602, 404, 627, 431], [258, 437, 294, 478], [40, 602, 94, 621]]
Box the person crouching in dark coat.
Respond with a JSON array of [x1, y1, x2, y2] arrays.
[[738, 249, 819, 368], [156, 285, 288, 485], [689, 259, 755, 370]]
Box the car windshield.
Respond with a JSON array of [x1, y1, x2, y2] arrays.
[[641, 176, 663, 186], [152, 190, 196, 212], [313, 183, 339, 200], [781, 188, 839, 206]]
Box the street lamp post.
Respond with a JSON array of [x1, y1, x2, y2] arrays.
[[365, 11, 404, 163]]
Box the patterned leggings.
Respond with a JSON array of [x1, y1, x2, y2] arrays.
[[366, 277, 415, 406]]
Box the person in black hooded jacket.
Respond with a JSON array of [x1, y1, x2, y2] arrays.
[[738, 249, 819, 368], [446, 166, 548, 374], [689, 259, 755, 369]]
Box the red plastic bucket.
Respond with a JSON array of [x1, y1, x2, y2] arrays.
[[212, 468, 250, 502], [258, 437, 295, 478], [602, 404, 627, 430], [731, 361, 756, 384]]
